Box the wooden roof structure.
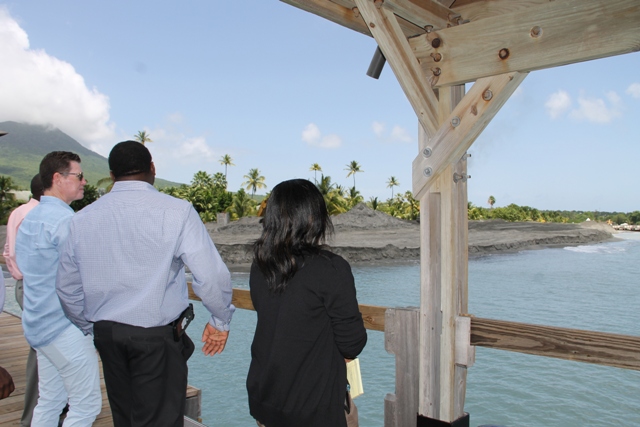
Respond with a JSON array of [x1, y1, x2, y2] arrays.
[[280, 1, 640, 425]]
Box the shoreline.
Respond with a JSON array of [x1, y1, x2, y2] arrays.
[[204, 205, 617, 269], [0, 205, 617, 270]]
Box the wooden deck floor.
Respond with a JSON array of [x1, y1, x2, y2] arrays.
[[0, 310, 116, 426], [0, 310, 202, 426]]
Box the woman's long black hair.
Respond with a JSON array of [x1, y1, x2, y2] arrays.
[[253, 179, 333, 293]]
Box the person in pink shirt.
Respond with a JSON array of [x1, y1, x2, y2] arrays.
[[3, 173, 42, 427], [4, 175, 43, 283]]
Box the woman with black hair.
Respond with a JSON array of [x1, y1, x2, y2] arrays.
[[247, 179, 367, 427]]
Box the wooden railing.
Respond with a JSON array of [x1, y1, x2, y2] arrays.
[[188, 286, 640, 372]]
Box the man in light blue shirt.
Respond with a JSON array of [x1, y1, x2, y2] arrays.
[[57, 141, 235, 427], [16, 151, 102, 426]]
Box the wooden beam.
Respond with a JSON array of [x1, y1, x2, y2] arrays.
[[354, 0, 440, 137], [470, 316, 640, 371], [383, 0, 456, 30], [281, 0, 426, 38], [451, 0, 553, 23], [410, 0, 640, 87], [280, 0, 370, 36], [412, 71, 526, 198]]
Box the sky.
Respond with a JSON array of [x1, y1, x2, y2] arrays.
[[0, 1, 638, 212]]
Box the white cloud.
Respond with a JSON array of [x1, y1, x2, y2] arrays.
[[545, 90, 572, 119], [390, 125, 412, 143], [0, 7, 115, 146], [372, 121, 385, 137], [301, 123, 341, 149], [372, 121, 413, 143], [569, 91, 622, 124], [626, 83, 640, 99]]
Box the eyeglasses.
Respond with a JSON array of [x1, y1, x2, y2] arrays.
[[62, 172, 84, 181]]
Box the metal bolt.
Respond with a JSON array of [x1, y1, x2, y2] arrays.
[[431, 38, 441, 48], [369, 22, 376, 28], [483, 89, 493, 101], [499, 48, 510, 60], [423, 167, 433, 177], [451, 116, 461, 127], [432, 67, 441, 76], [424, 25, 434, 33], [530, 26, 542, 38], [430, 53, 442, 62], [422, 147, 432, 158], [453, 173, 468, 183]]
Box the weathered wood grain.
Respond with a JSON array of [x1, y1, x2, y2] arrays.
[[470, 316, 640, 371], [411, 0, 640, 87]]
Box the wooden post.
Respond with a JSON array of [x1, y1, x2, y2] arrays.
[[418, 85, 471, 424], [384, 307, 420, 427]]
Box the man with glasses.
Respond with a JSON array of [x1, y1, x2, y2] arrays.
[[16, 151, 102, 426]]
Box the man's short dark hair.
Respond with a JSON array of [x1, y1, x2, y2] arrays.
[[30, 174, 44, 201], [40, 151, 81, 190], [109, 141, 152, 178]]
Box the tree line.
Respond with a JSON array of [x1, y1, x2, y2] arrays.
[[1, 153, 638, 226]]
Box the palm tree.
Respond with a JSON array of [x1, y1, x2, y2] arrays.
[[219, 154, 234, 180], [243, 168, 266, 198], [345, 160, 363, 189], [309, 163, 322, 184], [229, 188, 255, 219], [134, 130, 153, 145], [368, 196, 379, 211], [191, 171, 214, 187], [316, 175, 347, 215], [387, 176, 400, 199], [96, 176, 114, 194], [488, 195, 496, 209], [346, 186, 363, 208]]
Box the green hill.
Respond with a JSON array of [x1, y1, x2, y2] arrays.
[[0, 121, 182, 189]]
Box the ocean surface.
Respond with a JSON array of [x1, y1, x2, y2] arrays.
[[3, 233, 639, 426]]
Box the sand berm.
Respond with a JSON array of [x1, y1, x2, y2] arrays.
[[204, 203, 616, 268]]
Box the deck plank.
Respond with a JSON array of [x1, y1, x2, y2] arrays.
[[0, 311, 113, 426]]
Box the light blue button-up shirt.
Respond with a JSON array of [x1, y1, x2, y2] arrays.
[[56, 181, 235, 334], [16, 196, 75, 348]]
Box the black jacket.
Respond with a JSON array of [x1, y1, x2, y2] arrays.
[[247, 250, 367, 427]]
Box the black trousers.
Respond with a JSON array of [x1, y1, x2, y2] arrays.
[[93, 321, 195, 427]]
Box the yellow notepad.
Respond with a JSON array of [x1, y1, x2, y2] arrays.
[[346, 358, 363, 399]]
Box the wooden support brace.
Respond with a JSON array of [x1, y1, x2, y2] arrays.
[[354, 0, 440, 137], [412, 71, 527, 198]]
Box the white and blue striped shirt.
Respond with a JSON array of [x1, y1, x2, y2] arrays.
[[56, 180, 235, 334]]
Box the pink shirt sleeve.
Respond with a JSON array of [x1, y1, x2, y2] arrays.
[[3, 199, 39, 280]]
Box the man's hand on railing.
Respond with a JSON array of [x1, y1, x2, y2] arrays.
[[201, 323, 229, 356]]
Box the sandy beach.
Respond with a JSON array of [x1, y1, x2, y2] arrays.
[[0, 204, 616, 269]]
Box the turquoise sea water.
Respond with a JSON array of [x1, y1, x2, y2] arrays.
[[3, 233, 639, 426], [186, 232, 640, 427]]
